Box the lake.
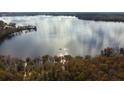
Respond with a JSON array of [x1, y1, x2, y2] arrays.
[[0, 15, 124, 58]]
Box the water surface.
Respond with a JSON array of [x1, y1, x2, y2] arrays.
[[0, 15, 124, 58]]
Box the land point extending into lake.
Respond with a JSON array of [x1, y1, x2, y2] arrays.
[[0, 13, 124, 81], [0, 20, 36, 43]]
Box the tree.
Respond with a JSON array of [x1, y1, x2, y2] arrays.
[[0, 20, 6, 29], [101, 47, 113, 57], [120, 48, 124, 54], [8, 23, 16, 27]]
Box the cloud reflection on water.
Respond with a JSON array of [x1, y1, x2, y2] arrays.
[[0, 15, 124, 58]]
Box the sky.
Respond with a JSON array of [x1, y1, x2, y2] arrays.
[[0, 0, 124, 12]]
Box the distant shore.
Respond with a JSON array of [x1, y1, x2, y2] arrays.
[[1, 12, 124, 22]]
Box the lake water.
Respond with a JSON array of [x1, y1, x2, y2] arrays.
[[0, 15, 124, 58]]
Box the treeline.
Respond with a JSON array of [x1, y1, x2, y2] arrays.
[[77, 14, 124, 22], [0, 47, 124, 81], [1, 12, 124, 22]]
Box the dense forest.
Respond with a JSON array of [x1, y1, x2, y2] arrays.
[[0, 47, 124, 81]]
